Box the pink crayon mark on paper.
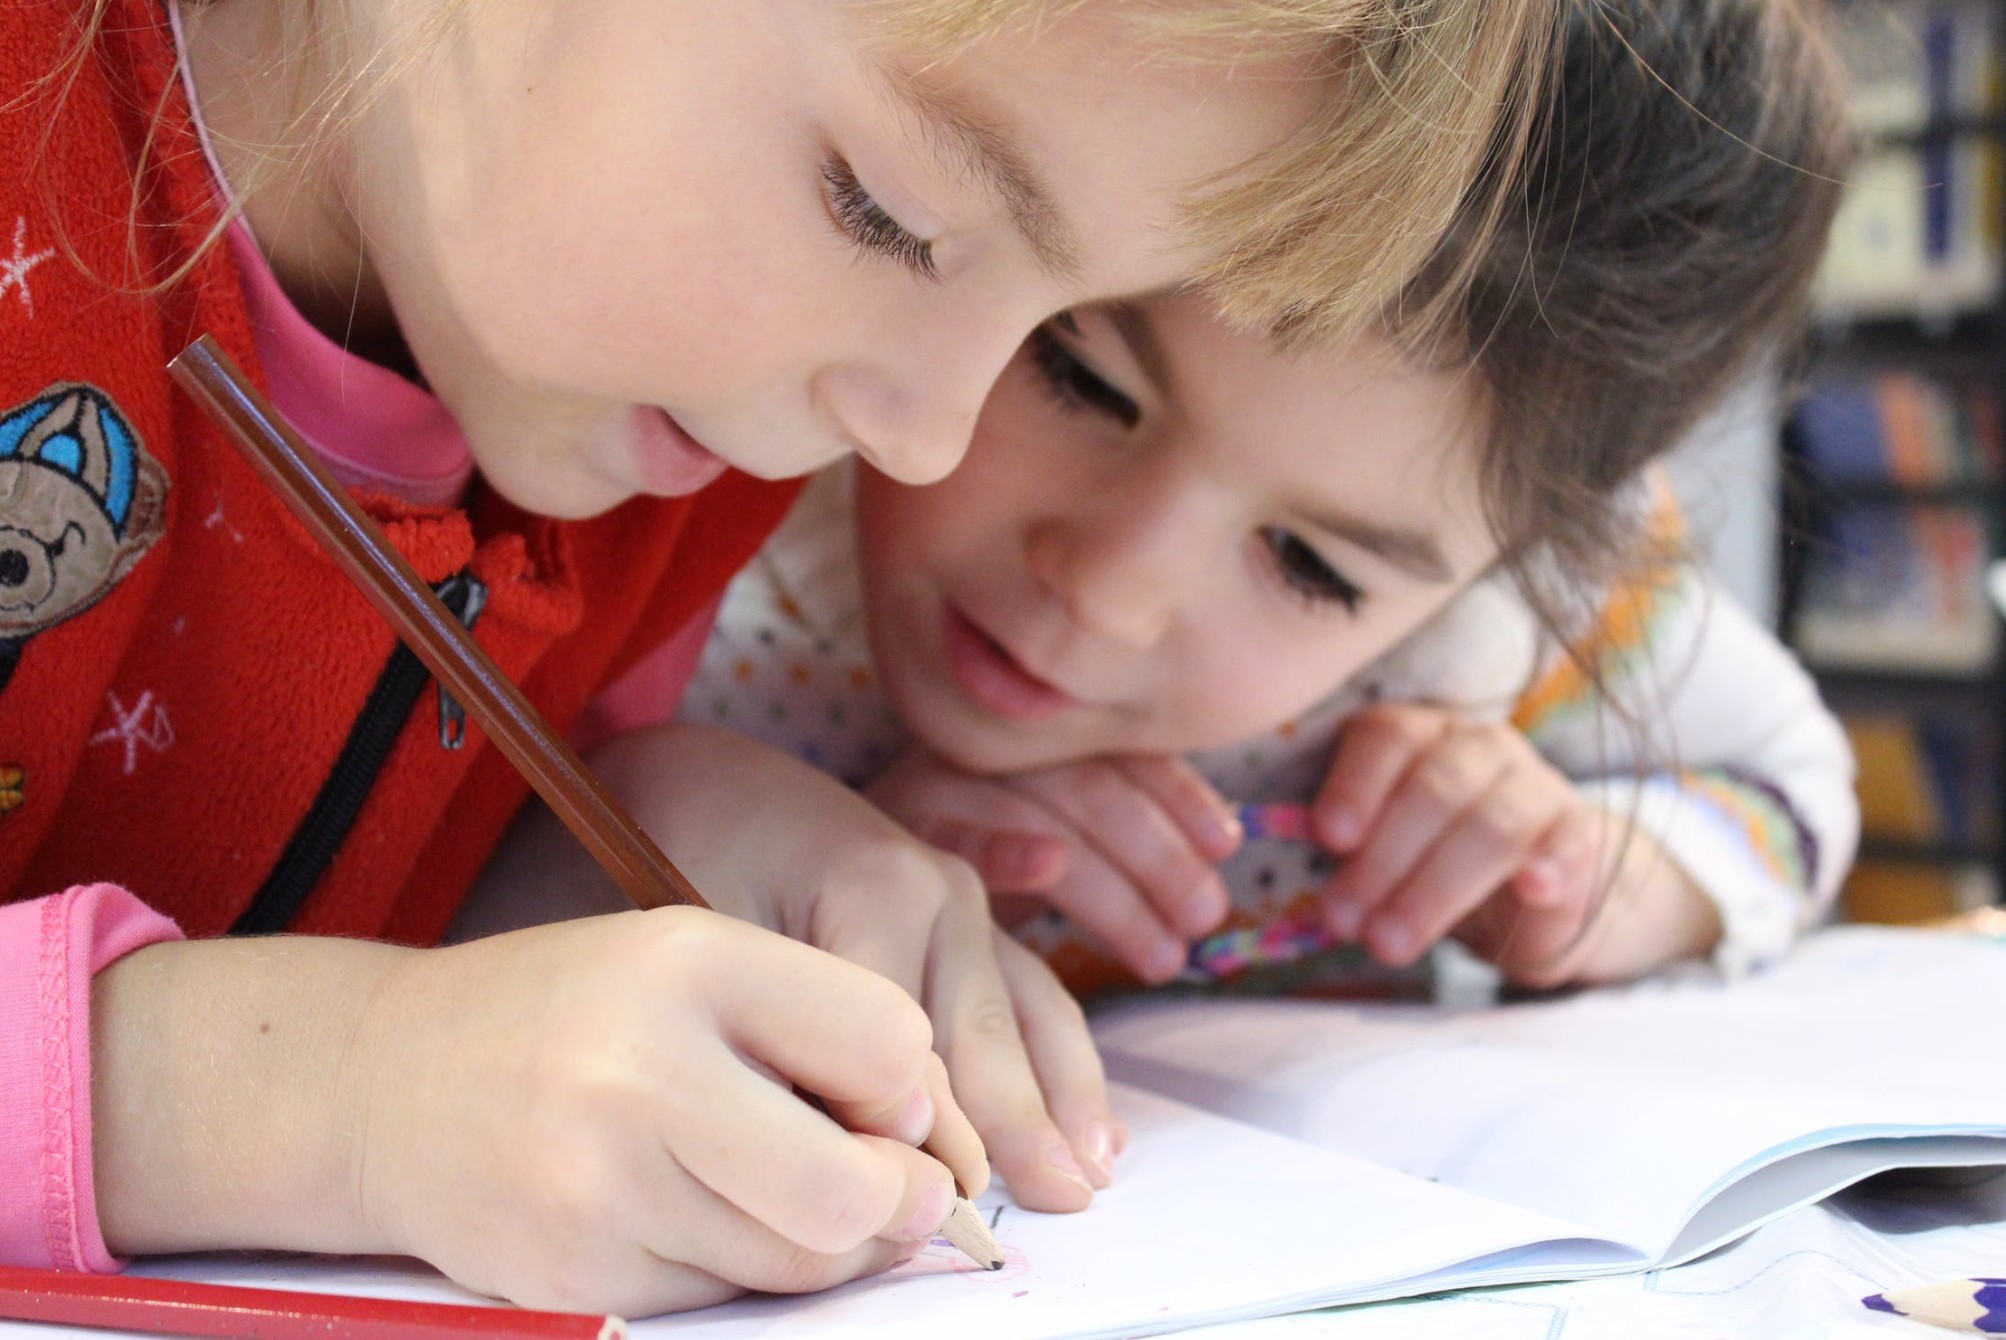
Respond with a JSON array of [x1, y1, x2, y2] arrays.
[[1013, 1290, 1029, 1298]]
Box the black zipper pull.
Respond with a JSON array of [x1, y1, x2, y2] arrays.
[[434, 571, 489, 750]]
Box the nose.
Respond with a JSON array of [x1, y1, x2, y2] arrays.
[[811, 308, 1032, 486], [1023, 477, 1195, 650]]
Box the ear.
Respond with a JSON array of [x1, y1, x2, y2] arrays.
[[105, 452, 170, 587]]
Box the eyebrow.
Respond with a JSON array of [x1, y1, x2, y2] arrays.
[[1098, 302, 1453, 585], [1301, 509, 1454, 584], [883, 64, 1082, 280]]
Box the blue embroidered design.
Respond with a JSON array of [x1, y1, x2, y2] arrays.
[[0, 382, 168, 688]]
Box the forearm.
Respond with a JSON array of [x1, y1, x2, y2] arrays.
[[91, 935, 411, 1257]]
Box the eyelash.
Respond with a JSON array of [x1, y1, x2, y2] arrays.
[[822, 157, 939, 283], [1262, 527, 1364, 614], [1027, 325, 1140, 428], [1029, 324, 1363, 615]]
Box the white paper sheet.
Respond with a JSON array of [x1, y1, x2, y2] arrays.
[[1092, 927, 2003, 1255], [8, 928, 1999, 1340]]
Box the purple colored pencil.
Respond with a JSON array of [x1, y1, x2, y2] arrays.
[[1862, 1277, 2006, 1333]]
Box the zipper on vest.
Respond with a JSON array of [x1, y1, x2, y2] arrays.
[[436, 574, 488, 748], [231, 572, 489, 936]]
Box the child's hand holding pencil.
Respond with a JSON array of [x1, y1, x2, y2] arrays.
[[127, 340, 1029, 1318]]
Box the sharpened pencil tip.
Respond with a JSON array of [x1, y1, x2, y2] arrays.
[[939, 1195, 1006, 1272]]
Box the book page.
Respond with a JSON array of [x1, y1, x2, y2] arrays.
[[1091, 927, 2002, 1256], [106, 1088, 1611, 1340], [1164, 1167, 2006, 1340]]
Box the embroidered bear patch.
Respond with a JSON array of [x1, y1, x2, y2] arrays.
[[0, 383, 168, 690]]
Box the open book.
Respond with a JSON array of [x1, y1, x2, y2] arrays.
[[118, 926, 2003, 1340]]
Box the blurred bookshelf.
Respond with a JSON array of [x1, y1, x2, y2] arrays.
[[1779, 0, 2006, 923]]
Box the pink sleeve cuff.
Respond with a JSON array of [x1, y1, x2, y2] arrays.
[[0, 885, 183, 1273]]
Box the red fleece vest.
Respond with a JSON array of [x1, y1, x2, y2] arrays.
[[0, 0, 800, 943]]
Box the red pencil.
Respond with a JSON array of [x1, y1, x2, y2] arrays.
[[0, 1263, 625, 1340]]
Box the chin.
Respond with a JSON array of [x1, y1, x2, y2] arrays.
[[914, 716, 1074, 777], [481, 460, 631, 521]]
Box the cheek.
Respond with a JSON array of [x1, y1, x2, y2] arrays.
[[470, 205, 801, 395]]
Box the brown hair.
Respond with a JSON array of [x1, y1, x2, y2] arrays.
[[1401, 0, 1849, 641]]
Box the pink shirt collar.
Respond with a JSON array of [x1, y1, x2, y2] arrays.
[[169, 0, 473, 507], [223, 222, 474, 508]]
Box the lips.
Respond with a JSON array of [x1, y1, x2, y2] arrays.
[[942, 605, 1075, 720], [630, 406, 728, 497]]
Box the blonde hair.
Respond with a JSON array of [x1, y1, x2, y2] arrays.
[[51, 0, 1557, 344], [881, 1, 1562, 347]]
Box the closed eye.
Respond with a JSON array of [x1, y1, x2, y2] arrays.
[[1261, 526, 1363, 614], [822, 156, 939, 282], [1028, 325, 1140, 428]]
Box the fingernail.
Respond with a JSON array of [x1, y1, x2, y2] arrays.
[[997, 833, 1051, 882], [1046, 1142, 1095, 1194], [1369, 918, 1413, 964], [1179, 877, 1230, 938], [1322, 807, 1361, 849], [1522, 859, 1562, 902], [897, 1178, 955, 1242], [1082, 1122, 1117, 1187], [1202, 803, 1243, 856], [895, 1086, 935, 1146], [1145, 937, 1188, 983]]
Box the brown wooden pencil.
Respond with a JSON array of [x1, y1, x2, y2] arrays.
[[169, 332, 997, 1268], [169, 335, 705, 915]]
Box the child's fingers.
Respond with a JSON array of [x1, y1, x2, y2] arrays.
[[1110, 754, 1244, 861], [1486, 898, 1603, 989], [1037, 844, 1193, 984], [1359, 764, 1570, 965], [992, 931, 1121, 1189], [667, 1058, 944, 1258], [1511, 805, 1603, 911], [819, 1050, 986, 1195], [636, 1130, 945, 1298], [476, 1133, 923, 1316], [866, 752, 1072, 895], [924, 893, 1100, 1214], [1313, 704, 1452, 850], [913, 1049, 990, 1194], [1012, 760, 1230, 941], [710, 893, 991, 1204], [920, 817, 1071, 894], [702, 922, 975, 1181], [1451, 810, 1602, 984], [1487, 811, 1609, 986], [1319, 723, 1510, 939]]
